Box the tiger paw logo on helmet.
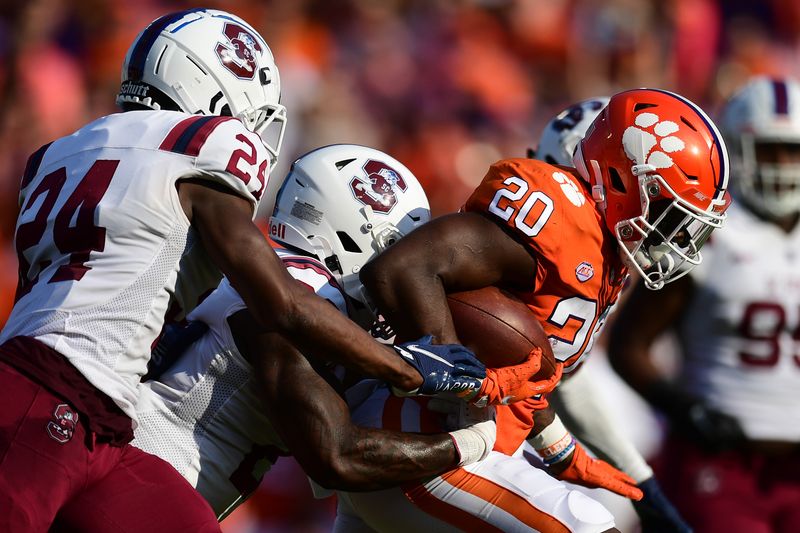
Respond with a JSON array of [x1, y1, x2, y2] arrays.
[[622, 112, 686, 169]]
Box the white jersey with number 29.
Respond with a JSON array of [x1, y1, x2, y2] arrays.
[[0, 109, 270, 421]]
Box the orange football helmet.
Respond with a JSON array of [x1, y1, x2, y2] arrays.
[[573, 89, 731, 289]]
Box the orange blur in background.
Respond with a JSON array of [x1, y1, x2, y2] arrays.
[[0, 1, 798, 531]]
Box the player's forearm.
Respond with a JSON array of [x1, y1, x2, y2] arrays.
[[312, 429, 457, 491], [606, 337, 665, 400], [362, 212, 537, 344], [278, 289, 422, 391], [254, 342, 458, 490], [607, 277, 693, 398], [361, 257, 456, 343], [189, 183, 422, 391], [551, 368, 653, 482]]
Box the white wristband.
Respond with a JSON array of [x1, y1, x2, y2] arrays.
[[449, 419, 496, 466], [528, 415, 575, 465], [529, 414, 569, 451]]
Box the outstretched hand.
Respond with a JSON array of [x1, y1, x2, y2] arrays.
[[553, 441, 644, 501]]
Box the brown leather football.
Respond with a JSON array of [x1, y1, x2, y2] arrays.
[[447, 286, 556, 379]]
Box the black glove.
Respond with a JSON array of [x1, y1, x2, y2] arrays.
[[633, 476, 692, 533], [647, 381, 745, 451]]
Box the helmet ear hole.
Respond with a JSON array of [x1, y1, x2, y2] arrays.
[[608, 167, 627, 193], [336, 231, 362, 253]]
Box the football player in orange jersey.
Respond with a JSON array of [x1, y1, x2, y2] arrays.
[[609, 78, 800, 533], [357, 88, 730, 531], [531, 97, 691, 532]]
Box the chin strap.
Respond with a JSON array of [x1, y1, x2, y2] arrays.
[[573, 144, 607, 208], [589, 160, 606, 206]]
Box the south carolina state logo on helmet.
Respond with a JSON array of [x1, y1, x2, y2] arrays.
[[215, 22, 262, 79], [349, 160, 408, 214]]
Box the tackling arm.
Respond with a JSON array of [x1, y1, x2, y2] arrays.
[[604, 277, 700, 531], [360, 211, 537, 344], [362, 211, 561, 404], [231, 312, 493, 490], [179, 180, 421, 392]]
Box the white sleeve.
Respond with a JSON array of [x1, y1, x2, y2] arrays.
[[193, 118, 271, 214], [551, 365, 654, 483]]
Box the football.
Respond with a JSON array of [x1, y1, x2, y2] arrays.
[[447, 286, 557, 379]]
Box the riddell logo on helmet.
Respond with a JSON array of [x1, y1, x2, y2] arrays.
[[215, 22, 262, 79], [268, 221, 286, 240], [622, 112, 686, 169], [349, 160, 408, 214]]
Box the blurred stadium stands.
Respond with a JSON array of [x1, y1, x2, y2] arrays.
[[0, 1, 798, 530]]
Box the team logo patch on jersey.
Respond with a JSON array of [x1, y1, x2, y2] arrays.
[[216, 22, 262, 79], [349, 160, 407, 214], [575, 261, 594, 282], [622, 112, 686, 169], [46, 404, 79, 444], [552, 172, 585, 207]]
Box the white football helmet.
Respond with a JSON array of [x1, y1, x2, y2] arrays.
[[531, 97, 610, 165], [720, 77, 800, 218], [116, 9, 286, 163], [269, 145, 430, 315]]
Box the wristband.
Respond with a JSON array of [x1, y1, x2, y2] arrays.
[[528, 414, 575, 465], [449, 420, 495, 466], [542, 438, 576, 465]]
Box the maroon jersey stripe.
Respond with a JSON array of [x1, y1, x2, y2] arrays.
[[182, 116, 235, 157], [21, 142, 53, 189], [281, 257, 343, 290], [160, 116, 235, 156], [159, 116, 206, 153]]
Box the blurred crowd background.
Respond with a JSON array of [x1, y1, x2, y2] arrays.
[[0, 0, 798, 531]]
